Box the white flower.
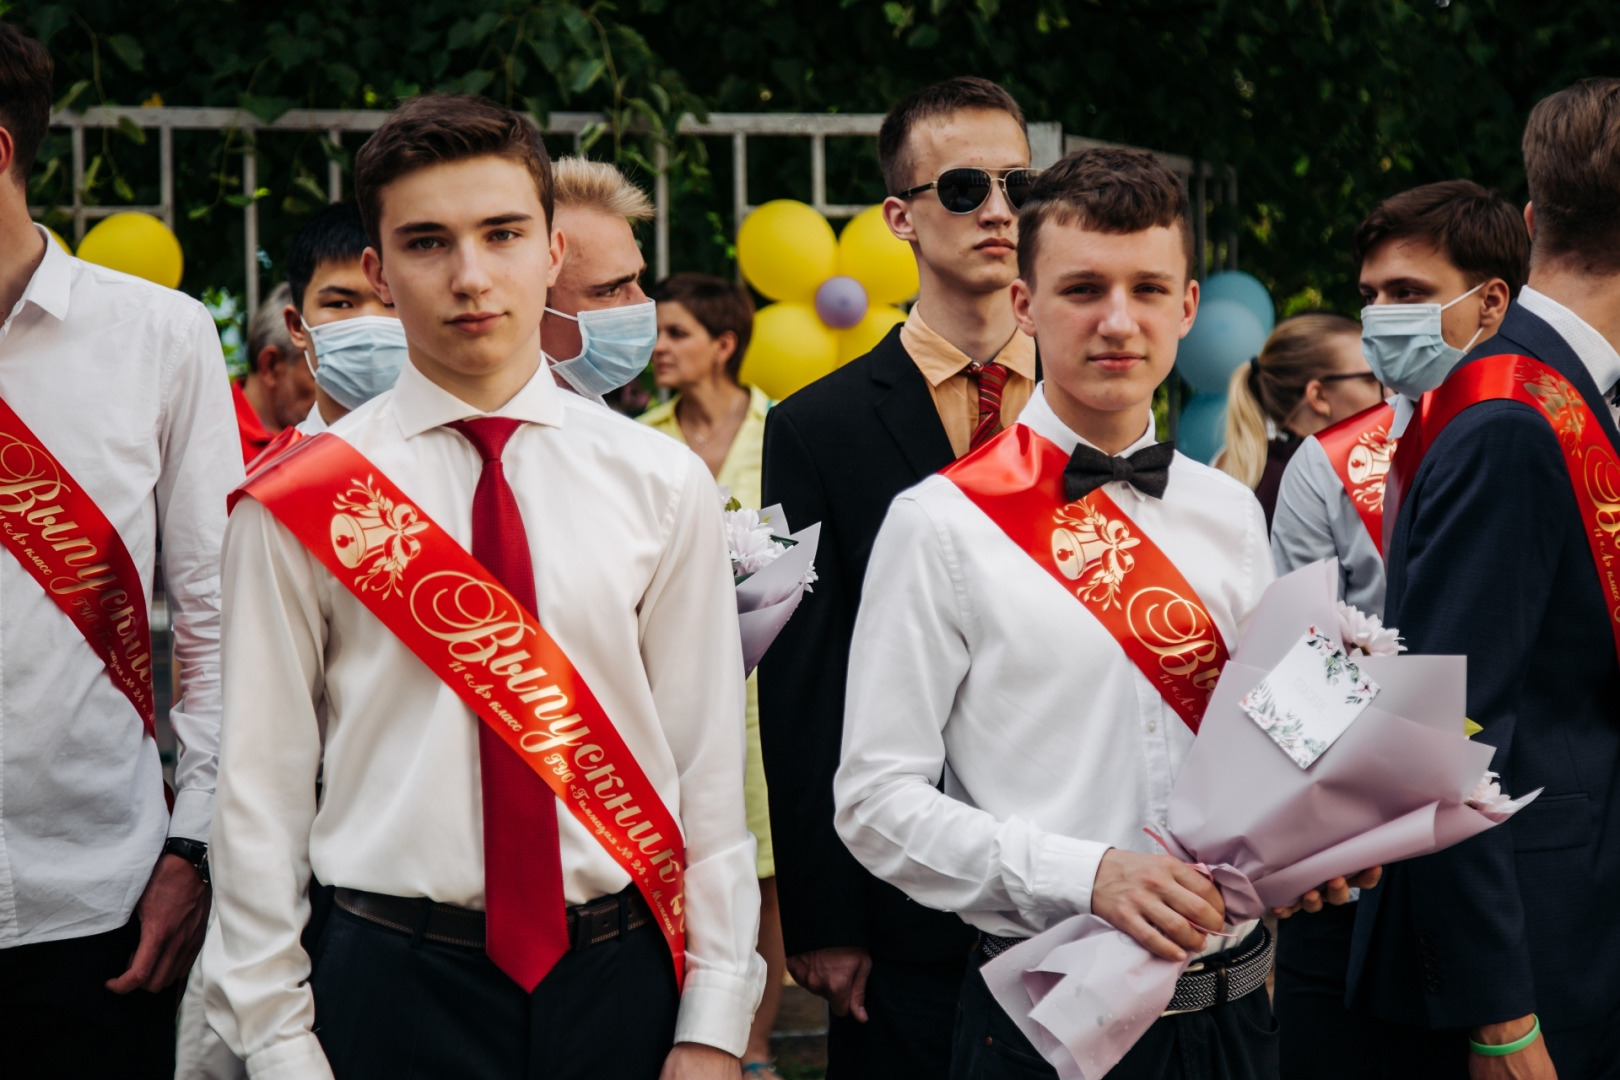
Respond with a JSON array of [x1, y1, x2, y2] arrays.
[[1335, 600, 1405, 656], [1466, 771, 1513, 814], [724, 507, 784, 577]]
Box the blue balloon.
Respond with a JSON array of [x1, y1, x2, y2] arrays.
[[1201, 270, 1275, 333], [1177, 393, 1228, 465], [1177, 298, 1267, 395]]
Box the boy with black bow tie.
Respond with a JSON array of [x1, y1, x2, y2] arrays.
[[833, 148, 1356, 1080]]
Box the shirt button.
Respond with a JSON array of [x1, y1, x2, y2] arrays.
[[1158, 817, 1168, 828], [1147, 719, 1157, 732]]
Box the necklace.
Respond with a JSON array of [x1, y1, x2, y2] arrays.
[[682, 390, 746, 448]]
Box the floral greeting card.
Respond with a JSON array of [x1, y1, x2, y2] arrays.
[[1239, 626, 1380, 768]]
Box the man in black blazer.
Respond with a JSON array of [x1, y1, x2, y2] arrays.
[[1349, 79, 1620, 1078], [760, 77, 1038, 1078]]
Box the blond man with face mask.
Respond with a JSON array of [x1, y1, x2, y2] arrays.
[[759, 76, 1037, 1078]]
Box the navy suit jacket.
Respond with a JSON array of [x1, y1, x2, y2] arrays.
[[1347, 302, 1620, 1037]]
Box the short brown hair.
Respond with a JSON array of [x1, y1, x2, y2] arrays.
[[1016, 148, 1193, 285], [1352, 180, 1529, 294], [878, 77, 1026, 195], [1522, 78, 1620, 273], [0, 23, 53, 184], [650, 273, 755, 382], [353, 94, 553, 246]]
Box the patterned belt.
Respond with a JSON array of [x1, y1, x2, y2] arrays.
[[334, 885, 652, 951], [976, 924, 1274, 1015]]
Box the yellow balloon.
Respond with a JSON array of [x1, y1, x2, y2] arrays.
[[45, 227, 72, 254], [77, 212, 183, 289], [737, 200, 837, 303], [738, 302, 840, 400], [837, 304, 909, 365], [837, 206, 918, 305]]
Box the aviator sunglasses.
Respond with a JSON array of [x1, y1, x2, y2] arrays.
[[895, 167, 1039, 214]]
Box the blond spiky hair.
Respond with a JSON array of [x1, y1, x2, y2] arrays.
[[551, 157, 654, 223]]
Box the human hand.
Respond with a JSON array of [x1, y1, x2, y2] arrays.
[[786, 946, 872, 1021], [1468, 1016, 1556, 1080], [106, 853, 211, 993], [1090, 848, 1225, 962], [659, 1041, 742, 1080], [1271, 867, 1382, 918]]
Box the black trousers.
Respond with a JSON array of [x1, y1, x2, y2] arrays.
[[827, 955, 968, 1079], [948, 957, 1279, 1080], [0, 919, 178, 1080], [1274, 901, 1370, 1079], [310, 893, 679, 1079]]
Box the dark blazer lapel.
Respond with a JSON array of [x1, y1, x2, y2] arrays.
[[869, 329, 956, 480], [1485, 302, 1620, 456]]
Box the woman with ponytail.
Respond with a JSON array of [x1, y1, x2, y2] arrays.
[[1216, 313, 1383, 523]]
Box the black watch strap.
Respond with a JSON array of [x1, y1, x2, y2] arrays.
[[162, 837, 210, 886]]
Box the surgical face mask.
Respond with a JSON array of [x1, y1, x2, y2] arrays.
[[302, 315, 410, 411], [1359, 282, 1485, 399], [545, 301, 656, 396]]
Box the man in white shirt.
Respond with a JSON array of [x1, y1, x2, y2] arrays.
[[539, 157, 658, 413], [0, 24, 240, 1078], [835, 148, 1363, 1079], [204, 94, 762, 1080]]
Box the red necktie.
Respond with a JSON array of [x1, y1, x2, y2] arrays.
[[969, 361, 1010, 452], [448, 417, 568, 991]]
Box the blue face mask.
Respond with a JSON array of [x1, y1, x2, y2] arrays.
[[1359, 283, 1484, 399], [303, 315, 410, 411], [546, 301, 656, 396]]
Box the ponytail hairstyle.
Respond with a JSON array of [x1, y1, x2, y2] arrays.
[[1215, 312, 1363, 489]]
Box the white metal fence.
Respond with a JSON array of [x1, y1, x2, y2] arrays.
[[30, 106, 1239, 315]]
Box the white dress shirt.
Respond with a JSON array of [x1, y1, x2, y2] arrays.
[[205, 359, 763, 1077], [834, 385, 1272, 944], [1518, 286, 1620, 424], [0, 226, 239, 948], [293, 401, 327, 435], [1271, 435, 1387, 617]]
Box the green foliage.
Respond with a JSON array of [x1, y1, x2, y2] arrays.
[[13, 0, 706, 297], [12, 0, 1620, 316]]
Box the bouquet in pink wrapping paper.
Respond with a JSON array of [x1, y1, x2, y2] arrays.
[[981, 559, 1538, 1080], [722, 493, 820, 675]]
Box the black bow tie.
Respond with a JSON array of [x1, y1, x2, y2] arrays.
[[1064, 441, 1176, 501]]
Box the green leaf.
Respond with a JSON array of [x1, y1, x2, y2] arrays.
[[469, 11, 502, 42], [529, 37, 564, 74], [906, 24, 941, 49], [30, 4, 71, 45], [187, 205, 213, 222], [113, 175, 134, 202], [294, 174, 327, 202], [568, 58, 607, 94], [106, 34, 146, 73], [459, 69, 495, 95], [238, 93, 296, 124], [446, 19, 477, 51], [116, 115, 148, 146], [326, 62, 361, 99], [83, 155, 103, 193], [54, 79, 91, 114]]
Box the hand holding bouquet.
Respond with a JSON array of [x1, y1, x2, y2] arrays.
[[721, 491, 820, 674]]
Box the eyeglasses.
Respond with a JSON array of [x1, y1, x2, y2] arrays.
[[1319, 372, 1382, 386], [894, 168, 1039, 214]]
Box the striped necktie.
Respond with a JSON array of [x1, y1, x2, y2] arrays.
[[968, 361, 1010, 452]]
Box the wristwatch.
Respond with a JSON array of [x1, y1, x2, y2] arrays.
[[162, 837, 211, 887]]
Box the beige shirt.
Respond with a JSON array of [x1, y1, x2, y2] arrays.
[[900, 306, 1037, 458]]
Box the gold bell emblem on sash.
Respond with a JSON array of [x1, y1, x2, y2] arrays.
[[331, 510, 400, 569], [1052, 525, 1113, 581]]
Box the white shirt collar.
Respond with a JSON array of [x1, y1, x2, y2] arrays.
[[4, 225, 72, 329], [390, 351, 567, 439], [1518, 286, 1620, 397], [1018, 380, 1158, 458]]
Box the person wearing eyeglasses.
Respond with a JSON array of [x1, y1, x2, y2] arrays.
[[758, 76, 1036, 1079], [1215, 313, 1383, 525]]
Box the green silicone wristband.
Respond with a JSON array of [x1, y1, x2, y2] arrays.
[[1469, 1015, 1540, 1057]]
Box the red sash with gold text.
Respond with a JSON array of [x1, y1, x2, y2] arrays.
[[0, 397, 155, 739], [1316, 401, 1397, 556], [1392, 354, 1620, 666], [234, 433, 688, 983], [944, 427, 1229, 732], [245, 425, 305, 476]]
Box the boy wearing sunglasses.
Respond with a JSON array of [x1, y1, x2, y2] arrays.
[[760, 76, 1037, 1078]]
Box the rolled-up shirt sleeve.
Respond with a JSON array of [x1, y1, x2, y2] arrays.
[[156, 301, 245, 843], [834, 495, 1109, 930], [638, 452, 766, 1055], [204, 497, 332, 1079]]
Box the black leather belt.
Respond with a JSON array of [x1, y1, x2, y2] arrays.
[[333, 885, 652, 951], [976, 924, 1273, 1015]]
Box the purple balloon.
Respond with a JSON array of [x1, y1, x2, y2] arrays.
[[815, 275, 869, 329]]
